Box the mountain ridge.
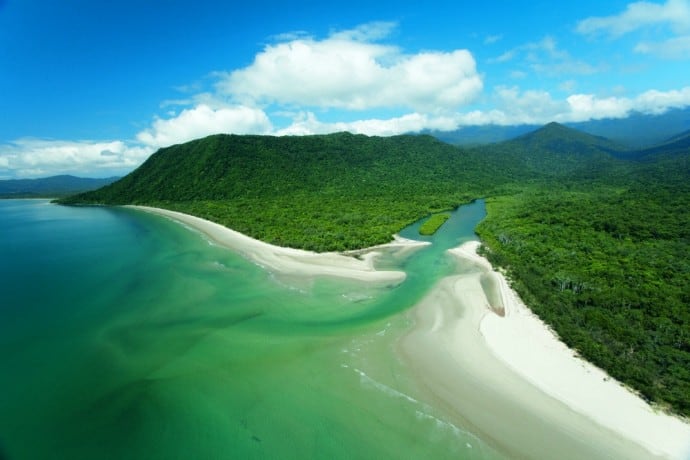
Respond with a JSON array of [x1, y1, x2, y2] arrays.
[[0, 174, 120, 198], [430, 107, 690, 148]]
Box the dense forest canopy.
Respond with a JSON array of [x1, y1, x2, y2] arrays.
[[59, 123, 690, 417]]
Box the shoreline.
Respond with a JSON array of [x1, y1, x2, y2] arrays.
[[465, 240, 690, 459], [128, 205, 690, 458], [128, 205, 429, 284], [401, 240, 690, 459]]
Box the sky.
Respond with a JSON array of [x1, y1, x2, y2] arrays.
[[1, 0, 690, 178]]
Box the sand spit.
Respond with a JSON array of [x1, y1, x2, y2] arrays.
[[129, 206, 428, 284]]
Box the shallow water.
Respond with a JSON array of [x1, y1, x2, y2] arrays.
[[0, 199, 504, 459]]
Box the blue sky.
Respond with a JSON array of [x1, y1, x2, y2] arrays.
[[1, 0, 689, 178]]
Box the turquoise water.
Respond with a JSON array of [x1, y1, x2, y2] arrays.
[[0, 199, 502, 460]]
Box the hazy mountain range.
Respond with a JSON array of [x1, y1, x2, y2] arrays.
[[429, 107, 690, 147], [0, 175, 120, 198]]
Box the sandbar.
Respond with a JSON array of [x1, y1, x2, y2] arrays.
[[129, 206, 429, 284]]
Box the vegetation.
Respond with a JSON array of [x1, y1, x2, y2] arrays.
[[419, 213, 451, 235], [59, 124, 690, 416], [59, 133, 503, 251]]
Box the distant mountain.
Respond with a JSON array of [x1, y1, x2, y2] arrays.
[[663, 128, 690, 144], [507, 122, 624, 154], [470, 122, 627, 180], [632, 131, 690, 161], [430, 107, 690, 148], [568, 107, 690, 147], [0, 175, 120, 198], [430, 124, 539, 146]]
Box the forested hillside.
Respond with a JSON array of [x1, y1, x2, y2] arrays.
[[59, 125, 690, 416], [60, 133, 506, 250]]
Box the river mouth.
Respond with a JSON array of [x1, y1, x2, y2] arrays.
[[0, 199, 660, 459], [0, 199, 505, 460]]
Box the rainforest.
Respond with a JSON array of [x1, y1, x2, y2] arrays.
[[59, 122, 690, 418]]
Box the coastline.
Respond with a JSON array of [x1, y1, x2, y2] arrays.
[[401, 240, 690, 459], [128, 205, 429, 284], [128, 205, 690, 458]]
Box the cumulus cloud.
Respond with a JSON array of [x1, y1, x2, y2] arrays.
[[466, 85, 690, 126], [136, 104, 273, 148], [634, 86, 690, 112], [576, 0, 690, 37], [0, 139, 152, 178], [275, 111, 462, 137], [216, 24, 482, 113], [562, 87, 690, 120]]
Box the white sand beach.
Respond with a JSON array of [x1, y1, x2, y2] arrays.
[[130, 206, 428, 284], [401, 240, 690, 459]]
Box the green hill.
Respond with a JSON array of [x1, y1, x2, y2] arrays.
[[509, 122, 624, 154], [60, 133, 505, 251], [634, 130, 690, 160], [464, 122, 628, 183]]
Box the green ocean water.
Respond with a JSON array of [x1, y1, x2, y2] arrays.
[[0, 199, 502, 460]]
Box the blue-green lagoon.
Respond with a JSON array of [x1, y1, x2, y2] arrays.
[[0, 199, 503, 459]]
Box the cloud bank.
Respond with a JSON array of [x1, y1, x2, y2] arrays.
[[577, 0, 690, 59], [3, 20, 690, 178], [576, 0, 690, 37], [0, 139, 151, 179]]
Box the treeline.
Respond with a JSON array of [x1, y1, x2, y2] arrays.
[[476, 167, 690, 415]]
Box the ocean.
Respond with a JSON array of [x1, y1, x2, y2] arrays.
[[0, 199, 503, 460]]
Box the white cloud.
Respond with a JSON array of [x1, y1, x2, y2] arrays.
[[510, 70, 528, 79], [136, 104, 272, 148], [275, 111, 462, 137], [492, 86, 569, 124], [217, 24, 482, 113], [329, 21, 398, 42], [484, 34, 503, 45], [447, 85, 690, 127], [490, 50, 515, 63], [559, 80, 578, 92], [490, 36, 600, 76], [634, 86, 690, 112], [635, 35, 690, 57], [561, 87, 690, 121], [564, 94, 634, 120], [0, 139, 152, 178], [577, 0, 690, 37]]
